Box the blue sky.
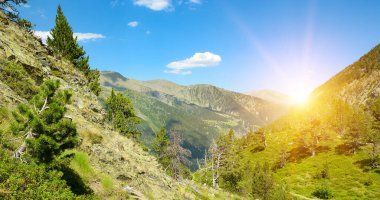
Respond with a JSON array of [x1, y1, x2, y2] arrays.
[[18, 0, 380, 97]]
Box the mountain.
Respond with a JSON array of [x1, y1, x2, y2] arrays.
[[0, 12, 240, 199], [311, 44, 380, 105], [100, 71, 288, 168], [215, 45, 380, 199], [246, 89, 293, 105]]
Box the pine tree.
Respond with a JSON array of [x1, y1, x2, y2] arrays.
[[248, 162, 275, 200], [47, 5, 78, 62], [105, 89, 141, 137], [0, 0, 27, 20], [12, 80, 78, 164], [152, 127, 170, 166], [47, 5, 101, 96], [345, 108, 369, 154]]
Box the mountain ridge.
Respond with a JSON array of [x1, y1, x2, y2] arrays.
[[100, 71, 289, 168]]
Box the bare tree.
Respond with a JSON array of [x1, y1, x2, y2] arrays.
[[167, 130, 191, 180], [209, 139, 222, 189]]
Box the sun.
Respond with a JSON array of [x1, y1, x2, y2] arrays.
[[290, 89, 310, 104]]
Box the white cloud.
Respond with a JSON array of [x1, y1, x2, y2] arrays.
[[189, 0, 201, 4], [165, 52, 221, 75], [128, 21, 139, 28], [34, 31, 50, 43], [34, 31, 105, 44], [74, 33, 106, 41], [134, 0, 171, 11]]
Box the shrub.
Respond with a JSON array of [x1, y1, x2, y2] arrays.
[[312, 183, 333, 199], [0, 153, 76, 199]]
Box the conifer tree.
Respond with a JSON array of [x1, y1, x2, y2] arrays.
[[105, 89, 140, 137], [47, 5, 101, 96], [47, 5, 78, 61], [345, 108, 368, 154], [153, 127, 170, 166], [12, 80, 78, 164], [0, 0, 27, 20]]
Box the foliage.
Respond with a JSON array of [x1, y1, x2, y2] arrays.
[[47, 5, 79, 62], [312, 182, 334, 199], [0, 0, 27, 21], [367, 97, 380, 168], [0, 151, 77, 199], [152, 127, 171, 167], [195, 129, 243, 191], [47, 5, 101, 95], [86, 69, 101, 96], [344, 107, 369, 154], [12, 80, 78, 163], [0, 60, 38, 99], [106, 89, 141, 137], [16, 18, 34, 32], [240, 162, 274, 200]]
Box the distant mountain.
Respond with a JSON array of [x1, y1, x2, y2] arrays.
[[246, 90, 293, 105], [100, 71, 288, 168]]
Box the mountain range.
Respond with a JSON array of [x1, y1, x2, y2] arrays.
[[99, 72, 289, 167]]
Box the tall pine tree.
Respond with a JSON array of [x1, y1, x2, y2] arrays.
[[47, 5, 78, 62], [47, 5, 100, 95]]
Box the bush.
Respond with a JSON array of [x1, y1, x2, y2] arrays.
[[315, 163, 329, 179], [0, 153, 76, 199], [106, 89, 141, 138], [86, 69, 101, 96], [312, 183, 333, 199]]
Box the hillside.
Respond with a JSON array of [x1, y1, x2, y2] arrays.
[[0, 11, 240, 199], [312, 44, 380, 106], [208, 45, 380, 199], [100, 71, 288, 168]]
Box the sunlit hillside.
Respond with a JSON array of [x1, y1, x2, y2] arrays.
[[193, 45, 380, 199]]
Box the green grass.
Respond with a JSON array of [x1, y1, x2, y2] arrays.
[[64, 150, 94, 182], [100, 174, 114, 193]]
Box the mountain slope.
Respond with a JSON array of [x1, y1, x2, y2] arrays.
[[100, 71, 288, 168], [224, 44, 380, 199], [0, 12, 241, 199], [312, 44, 380, 105]]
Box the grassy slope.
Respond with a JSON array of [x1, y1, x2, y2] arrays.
[[241, 127, 380, 199]]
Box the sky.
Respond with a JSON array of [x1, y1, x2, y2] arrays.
[[17, 0, 380, 98]]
